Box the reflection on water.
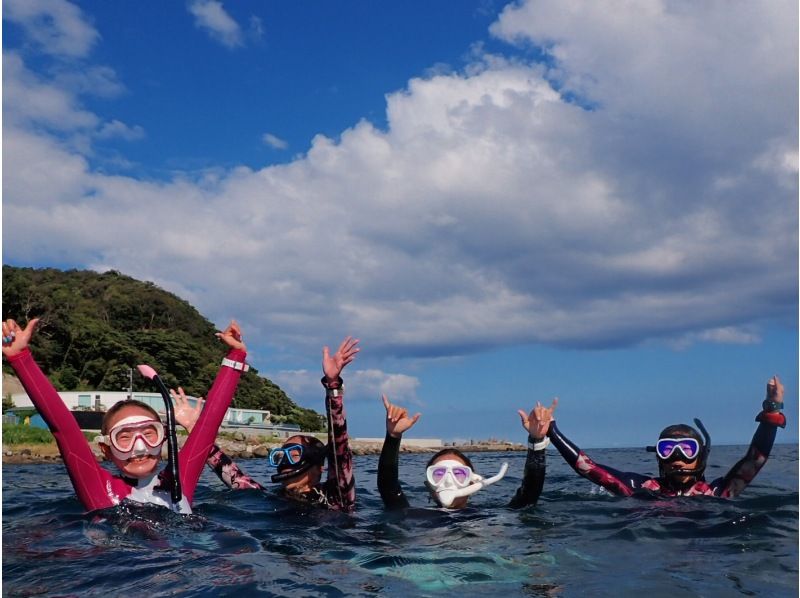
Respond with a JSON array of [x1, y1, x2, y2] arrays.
[[3, 445, 798, 597]]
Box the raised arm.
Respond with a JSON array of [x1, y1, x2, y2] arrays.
[[2, 318, 116, 511], [712, 376, 787, 498], [508, 399, 555, 508], [547, 402, 650, 496], [321, 336, 359, 511], [178, 321, 250, 503], [378, 395, 421, 509], [173, 386, 266, 492]]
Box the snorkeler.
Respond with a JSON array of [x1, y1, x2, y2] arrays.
[[378, 396, 555, 510], [1, 317, 248, 514], [175, 336, 359, 512], [545, 376, 787, 497]]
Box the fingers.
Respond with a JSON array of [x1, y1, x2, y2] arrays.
[[410, 413, 421, 425], [23, 318, 40, 336], [322, 346, 330, 361], [382, 394, 390, 411], [550, 397, 559, 412]]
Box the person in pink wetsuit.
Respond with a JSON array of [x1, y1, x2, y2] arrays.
[[2, 317, 248, 514]]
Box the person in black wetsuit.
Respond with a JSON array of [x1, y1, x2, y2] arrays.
[[377, 395, 556, 510], [546, 376, 787, 497]]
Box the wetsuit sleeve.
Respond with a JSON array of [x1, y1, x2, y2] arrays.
[[507, 436, 546, 508], [548, 421, 650, 496], [204, 444, 266, 491], [377, 433, 410, 510], [323, 377, 356, 512], [5, 349, 116, 511], [178, 349, 247, 504], [710, 411, 785, 498]]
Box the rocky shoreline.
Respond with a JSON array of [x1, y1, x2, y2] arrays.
[[3, 435, 526, 465]]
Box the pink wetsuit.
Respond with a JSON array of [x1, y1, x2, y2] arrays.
[[7, 347, 246, 514]]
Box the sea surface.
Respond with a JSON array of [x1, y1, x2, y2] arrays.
[[2, 444, 797, 597]]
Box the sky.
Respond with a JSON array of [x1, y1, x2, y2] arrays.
[[2, 0, 797, 449]]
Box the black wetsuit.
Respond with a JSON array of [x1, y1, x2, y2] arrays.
[[378, 433, 546, 510]]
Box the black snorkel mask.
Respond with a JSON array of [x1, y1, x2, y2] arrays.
[[647, 418, 711, 481], [269, 441, 327, 483]]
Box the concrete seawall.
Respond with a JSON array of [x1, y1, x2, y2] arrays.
[[2, 435, 526, 464]]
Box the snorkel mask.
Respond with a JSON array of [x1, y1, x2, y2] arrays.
[[424, 459, 509, 508], [96, 415, 165, 461], [647, 418, 711, 481], [269, 439, 327, 483]]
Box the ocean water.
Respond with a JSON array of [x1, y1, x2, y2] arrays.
[[2, 444, 797, 597]]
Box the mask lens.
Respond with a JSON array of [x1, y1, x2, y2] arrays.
[[430, 467, 448, 483], [269, 444, 304, 467], [451, 467, 471, 484], [656, 438, 699, 460], [110, 420, 163, 452], [656, 439, 677, 459], [676, 440, 697, 458]]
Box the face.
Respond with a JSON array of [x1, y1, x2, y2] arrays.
[[661, 453, 699, 483], [429, 453, 470, 509], [100, 405, 162, 479], [277, 436, 323, 491]]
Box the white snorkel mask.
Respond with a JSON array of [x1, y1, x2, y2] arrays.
[[425, 459, 509, 509]]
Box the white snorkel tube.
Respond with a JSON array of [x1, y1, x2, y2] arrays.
[[427, 462, 509, 508]]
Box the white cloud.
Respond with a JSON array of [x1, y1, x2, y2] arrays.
[[187, 0, 244, 48], [3, 53, 98, 131], [3, 0, 99, 58], [262, 133, 288, 150], [96, 120, 145, 141], [268, 369, 420, 407], [3, 0, 797, 362]]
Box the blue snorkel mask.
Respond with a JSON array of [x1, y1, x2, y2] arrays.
[[269, 439, 327, 483]]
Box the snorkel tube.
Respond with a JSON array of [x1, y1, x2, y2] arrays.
[[137, 364, 182, 504], [429, 462, 509, 509], [692, 417, 711, 476]]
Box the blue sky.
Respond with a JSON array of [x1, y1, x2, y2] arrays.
[[3, 0, 797, 450]]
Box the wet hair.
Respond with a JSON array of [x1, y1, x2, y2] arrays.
[[101, 400, 160, 435], [657, 423, 704, 446], [282, 435, 327, 466], [426, 448, 475, 471], [284, 434, 326, 450]]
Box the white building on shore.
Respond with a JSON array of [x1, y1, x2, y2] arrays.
[[7, 390, 273, 430]]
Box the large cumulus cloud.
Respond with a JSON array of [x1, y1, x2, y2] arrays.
[[3, 0, 797, 363]]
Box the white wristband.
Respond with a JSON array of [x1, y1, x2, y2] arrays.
[[222, 357, 249, 372], [529, 437, 550, 451]]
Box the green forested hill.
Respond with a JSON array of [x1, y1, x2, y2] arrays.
[[2, 266, 324, 431]]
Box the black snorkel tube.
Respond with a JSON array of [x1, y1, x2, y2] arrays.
[[137, 364, 182, 504], [693, 417, 711, 476]]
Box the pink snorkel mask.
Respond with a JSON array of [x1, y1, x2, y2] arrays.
[[425, 460, 509, 508], [96, 415, 165, 461]]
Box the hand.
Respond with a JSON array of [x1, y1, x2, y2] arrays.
[[766, 375, 784, 405], [172, 387, 204, 433], [322, 336, 360, 382], [517, 398, 558, 440], [216, 320, 246, 352], [2, 318, 39, 358], [383, 395, 421, 438]]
